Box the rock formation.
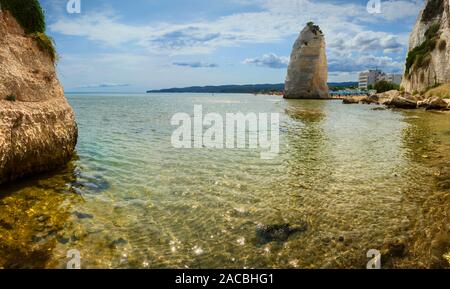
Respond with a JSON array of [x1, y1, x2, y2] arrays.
[[0, 10, 77, 184], [284, 22, 329, 99], [401, 0, 450, 93]]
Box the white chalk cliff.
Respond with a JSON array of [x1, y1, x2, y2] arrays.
[[402, 0, 450, 93], [284, 23, 329, 99], [0, 11, 77, 184]]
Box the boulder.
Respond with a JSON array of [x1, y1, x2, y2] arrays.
[[343, 97, 360, 104], [376, 90, 401, 105], [426, 96, 448, 110], [417, 99, 427, 108], [386, 96, 418, 109], [360, 94, 379, 104], [417, 97, 448, 110], [284, 22, 328, 99], [377, 90, 401, 99]]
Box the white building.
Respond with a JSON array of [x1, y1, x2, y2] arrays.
[[358, 70, 402, 90], [379, 73, 403, 85], [358, 70, 383, 90]]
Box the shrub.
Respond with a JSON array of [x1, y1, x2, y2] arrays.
[[425, 23, 441, 39], [30, 32, 57, 62], [5, 95, 16, 102], [374, 80, 400, 93], [0, 0, 45, 34], [306, 21, 323, 35], [421, 0, 445, 23], [405, 23, 441, 75], [1, 0, 57, 62]]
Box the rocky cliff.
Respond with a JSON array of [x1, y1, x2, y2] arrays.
[[401, 0, 450, 93], [284, 23, 329, 99], [0, 10, 77, 184]]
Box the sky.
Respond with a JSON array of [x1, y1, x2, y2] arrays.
[[39, 0, 425, 92]]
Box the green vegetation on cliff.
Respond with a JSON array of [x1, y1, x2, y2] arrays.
[[421, 0, 444, 22], [5, 94, 16, 102], [0, 0, 56, 62], [0, 0, 45, 33], [405, 23, 441, 75], [307, 21, 323, 35], [30, 32, 57, 62]]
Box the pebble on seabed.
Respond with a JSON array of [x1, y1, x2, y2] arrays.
[[193, 245, 204, 256], [237, 237, 245, 246]]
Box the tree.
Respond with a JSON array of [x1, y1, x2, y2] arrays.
[[374, 80, 399, 93]]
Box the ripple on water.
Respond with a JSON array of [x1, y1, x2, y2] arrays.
[[1, 95, 450, 268]]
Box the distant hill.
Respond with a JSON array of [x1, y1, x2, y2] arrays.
[[147, 82, 358, 94]]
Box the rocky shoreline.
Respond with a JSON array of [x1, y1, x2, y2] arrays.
[[343, 90, 450, 111]]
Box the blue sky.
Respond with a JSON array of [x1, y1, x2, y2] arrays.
[[40, 0, 424, 92]]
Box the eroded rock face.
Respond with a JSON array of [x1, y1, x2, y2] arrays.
[[0, 11, 77, 184], [284, 23, 329, 99], [402, 0, 450, 93]]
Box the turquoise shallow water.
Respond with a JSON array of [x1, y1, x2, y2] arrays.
[[1, 93, 450, 268]]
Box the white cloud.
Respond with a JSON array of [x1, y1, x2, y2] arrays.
[[244, 53, 289, 68], [173, 62, 219, 68], [378, 0, 423, 21], [77, 83, 131, 89], [329, 31, 407, 54], [49, 0, 421, 85], [49, 0, 418, 56], [328, 53, 404, 74]]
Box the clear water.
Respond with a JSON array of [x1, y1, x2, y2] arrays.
[[1, 93, 450, 268]]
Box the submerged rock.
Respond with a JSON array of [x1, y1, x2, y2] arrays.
[[284, 22, 328, 99], [342, 97, 360, 104], [74, 211, 94, 220], [436, 165, 450, 190], [385, 240, 407, 258], [430, 233, 450, 268], [256, 222, 308, 244], [70, 174, 110, 194], [109, 238, 128, 248], [0, 11, 77, 184]]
